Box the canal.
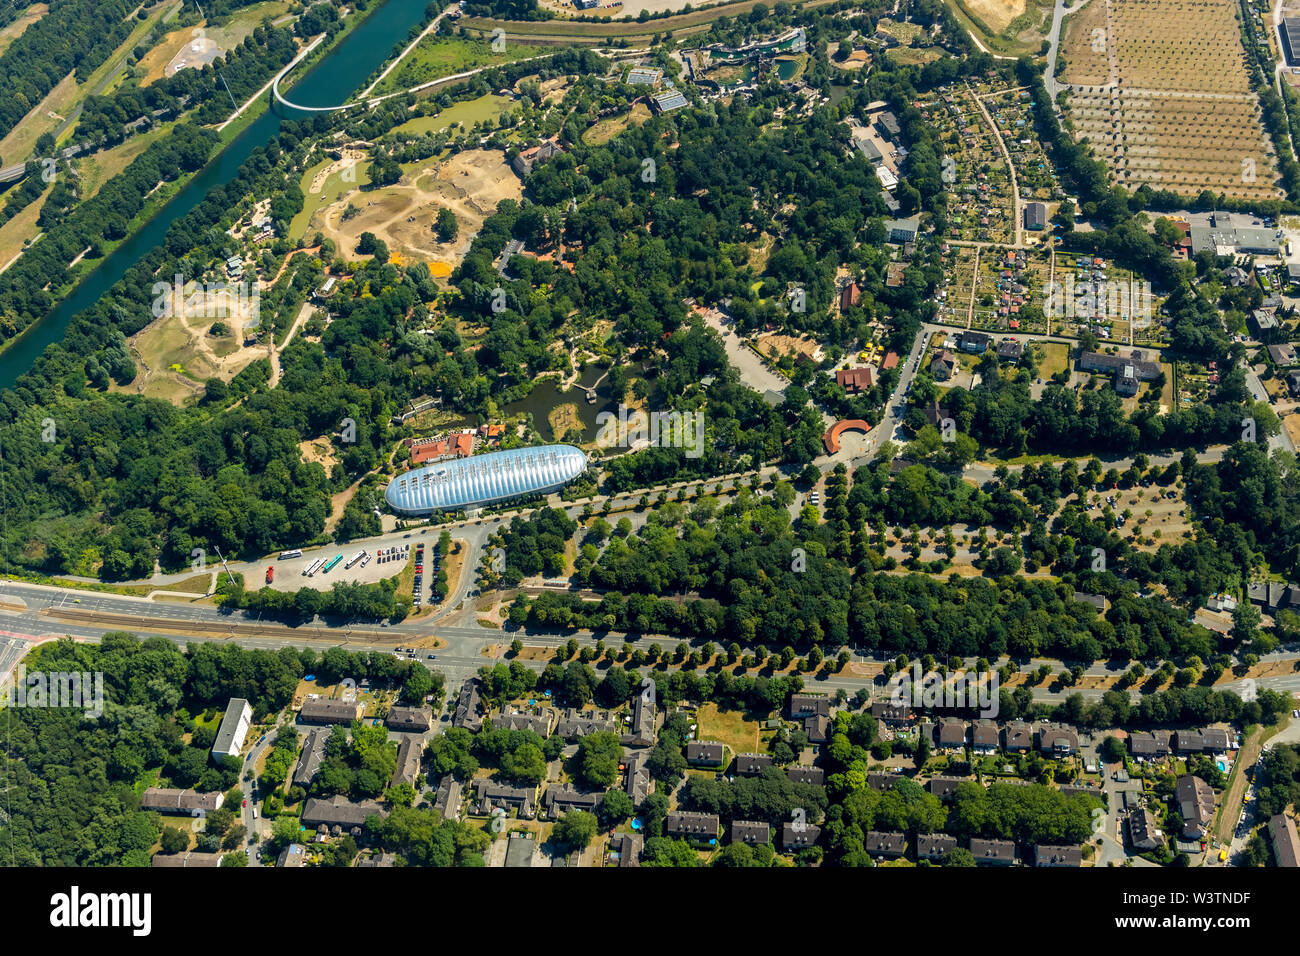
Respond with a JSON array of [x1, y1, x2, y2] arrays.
[[0, 0, 433, 390]]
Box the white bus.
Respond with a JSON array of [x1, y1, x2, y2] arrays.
[[304, 558, 323, 576], [343, 550, 366, 570], [279, 549, 303, 560]]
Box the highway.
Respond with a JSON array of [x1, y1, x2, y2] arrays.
[[5, 572, 1300, 711]]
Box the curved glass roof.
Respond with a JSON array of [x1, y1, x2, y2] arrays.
[[385, 444, 587, 514]]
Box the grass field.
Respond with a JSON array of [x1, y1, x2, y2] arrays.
[[371, 35, 536, 96], [289, 150, 373, 240], [76, 125, 169, 198], [695, 702, 765, 753], [583, 102, 652, 145], [0, 185, 49, 273], [393, 93, 515, 138]]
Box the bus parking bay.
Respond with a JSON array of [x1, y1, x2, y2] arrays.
[[259, 543, 419, 592]]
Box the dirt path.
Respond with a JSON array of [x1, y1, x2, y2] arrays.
[[1215, 725, 1262, 843], [268, 300, 315, 388], [261, 245, 320, 289], [968, 79, 1022, 247]]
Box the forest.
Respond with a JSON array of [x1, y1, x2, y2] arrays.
[[0, 0, 139, 145]]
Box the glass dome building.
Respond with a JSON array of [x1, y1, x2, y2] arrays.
[[384, 444, 588, 515]]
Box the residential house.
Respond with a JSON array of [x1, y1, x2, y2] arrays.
[[1268, 343, 1298, 366], [493, 709, 556, 737], [971, 719, 999, 753], [969, 838, 1017, 865], [1175, 774, 1215, 839], [1033, 844, 1082, 867], [293, 728, 329, 788], [556, 708, 618, 739], [789, 694, 830, 719], [916, 833, 958, 861], [211, 698, 253, 763], [996, 338, 1024, 361], [386, 705, 433, 734], [863, 831, 907, 858], [433, 775, 462, 821], [734, 753, 774, 775], [937, 719, 968, 751], [276, 844, 307, 868], [786, 766, 825, 787], [1037, 724, 1079, 757], [1269, 814, 1300, 867], [667, 811, 720, 844], [1128, 730, 1172, 759], [870, 700, 911, 725], [1247, 580, 1300, 612], [625, 750, 653, 806], [929, 349, 957, 380], [803, 713, 830, 744], [867, 772, 900, 792], [686, 741, 726, 766], [781, 822, 821, 851], [836, 367, 873, 393], [615, 832, 643, 867], [929, 776, 964, 802], [454, 679, 485, 732], [624, 692, 656, 747], [1128, 809, 1163, 851], [141, 788, 224, 814], [956, 330, 991, 354], [301, 796, 386, 833], [390, 736, 422, 789], [1002, 721, 1034, 753], [474, 779, 538, 819], [1077, 350, 1161, 394], [542, 787, 602, 819], [299, 698, 363, 725], [731, 820, 771, 846]]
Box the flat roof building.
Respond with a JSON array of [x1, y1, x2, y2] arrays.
[[211, 698, 253, 763], [141, 788, 224, 814]]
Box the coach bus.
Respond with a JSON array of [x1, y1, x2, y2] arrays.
[[278, 549, 303, 560], [303, 558, 323, 576], [321, 553, 343, 573]]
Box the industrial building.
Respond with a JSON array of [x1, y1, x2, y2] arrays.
[[1282, 17, 1300, 66], [384, 444, 587, 515]]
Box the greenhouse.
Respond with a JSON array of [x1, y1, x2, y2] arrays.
[[384, 444, 587, 515]]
